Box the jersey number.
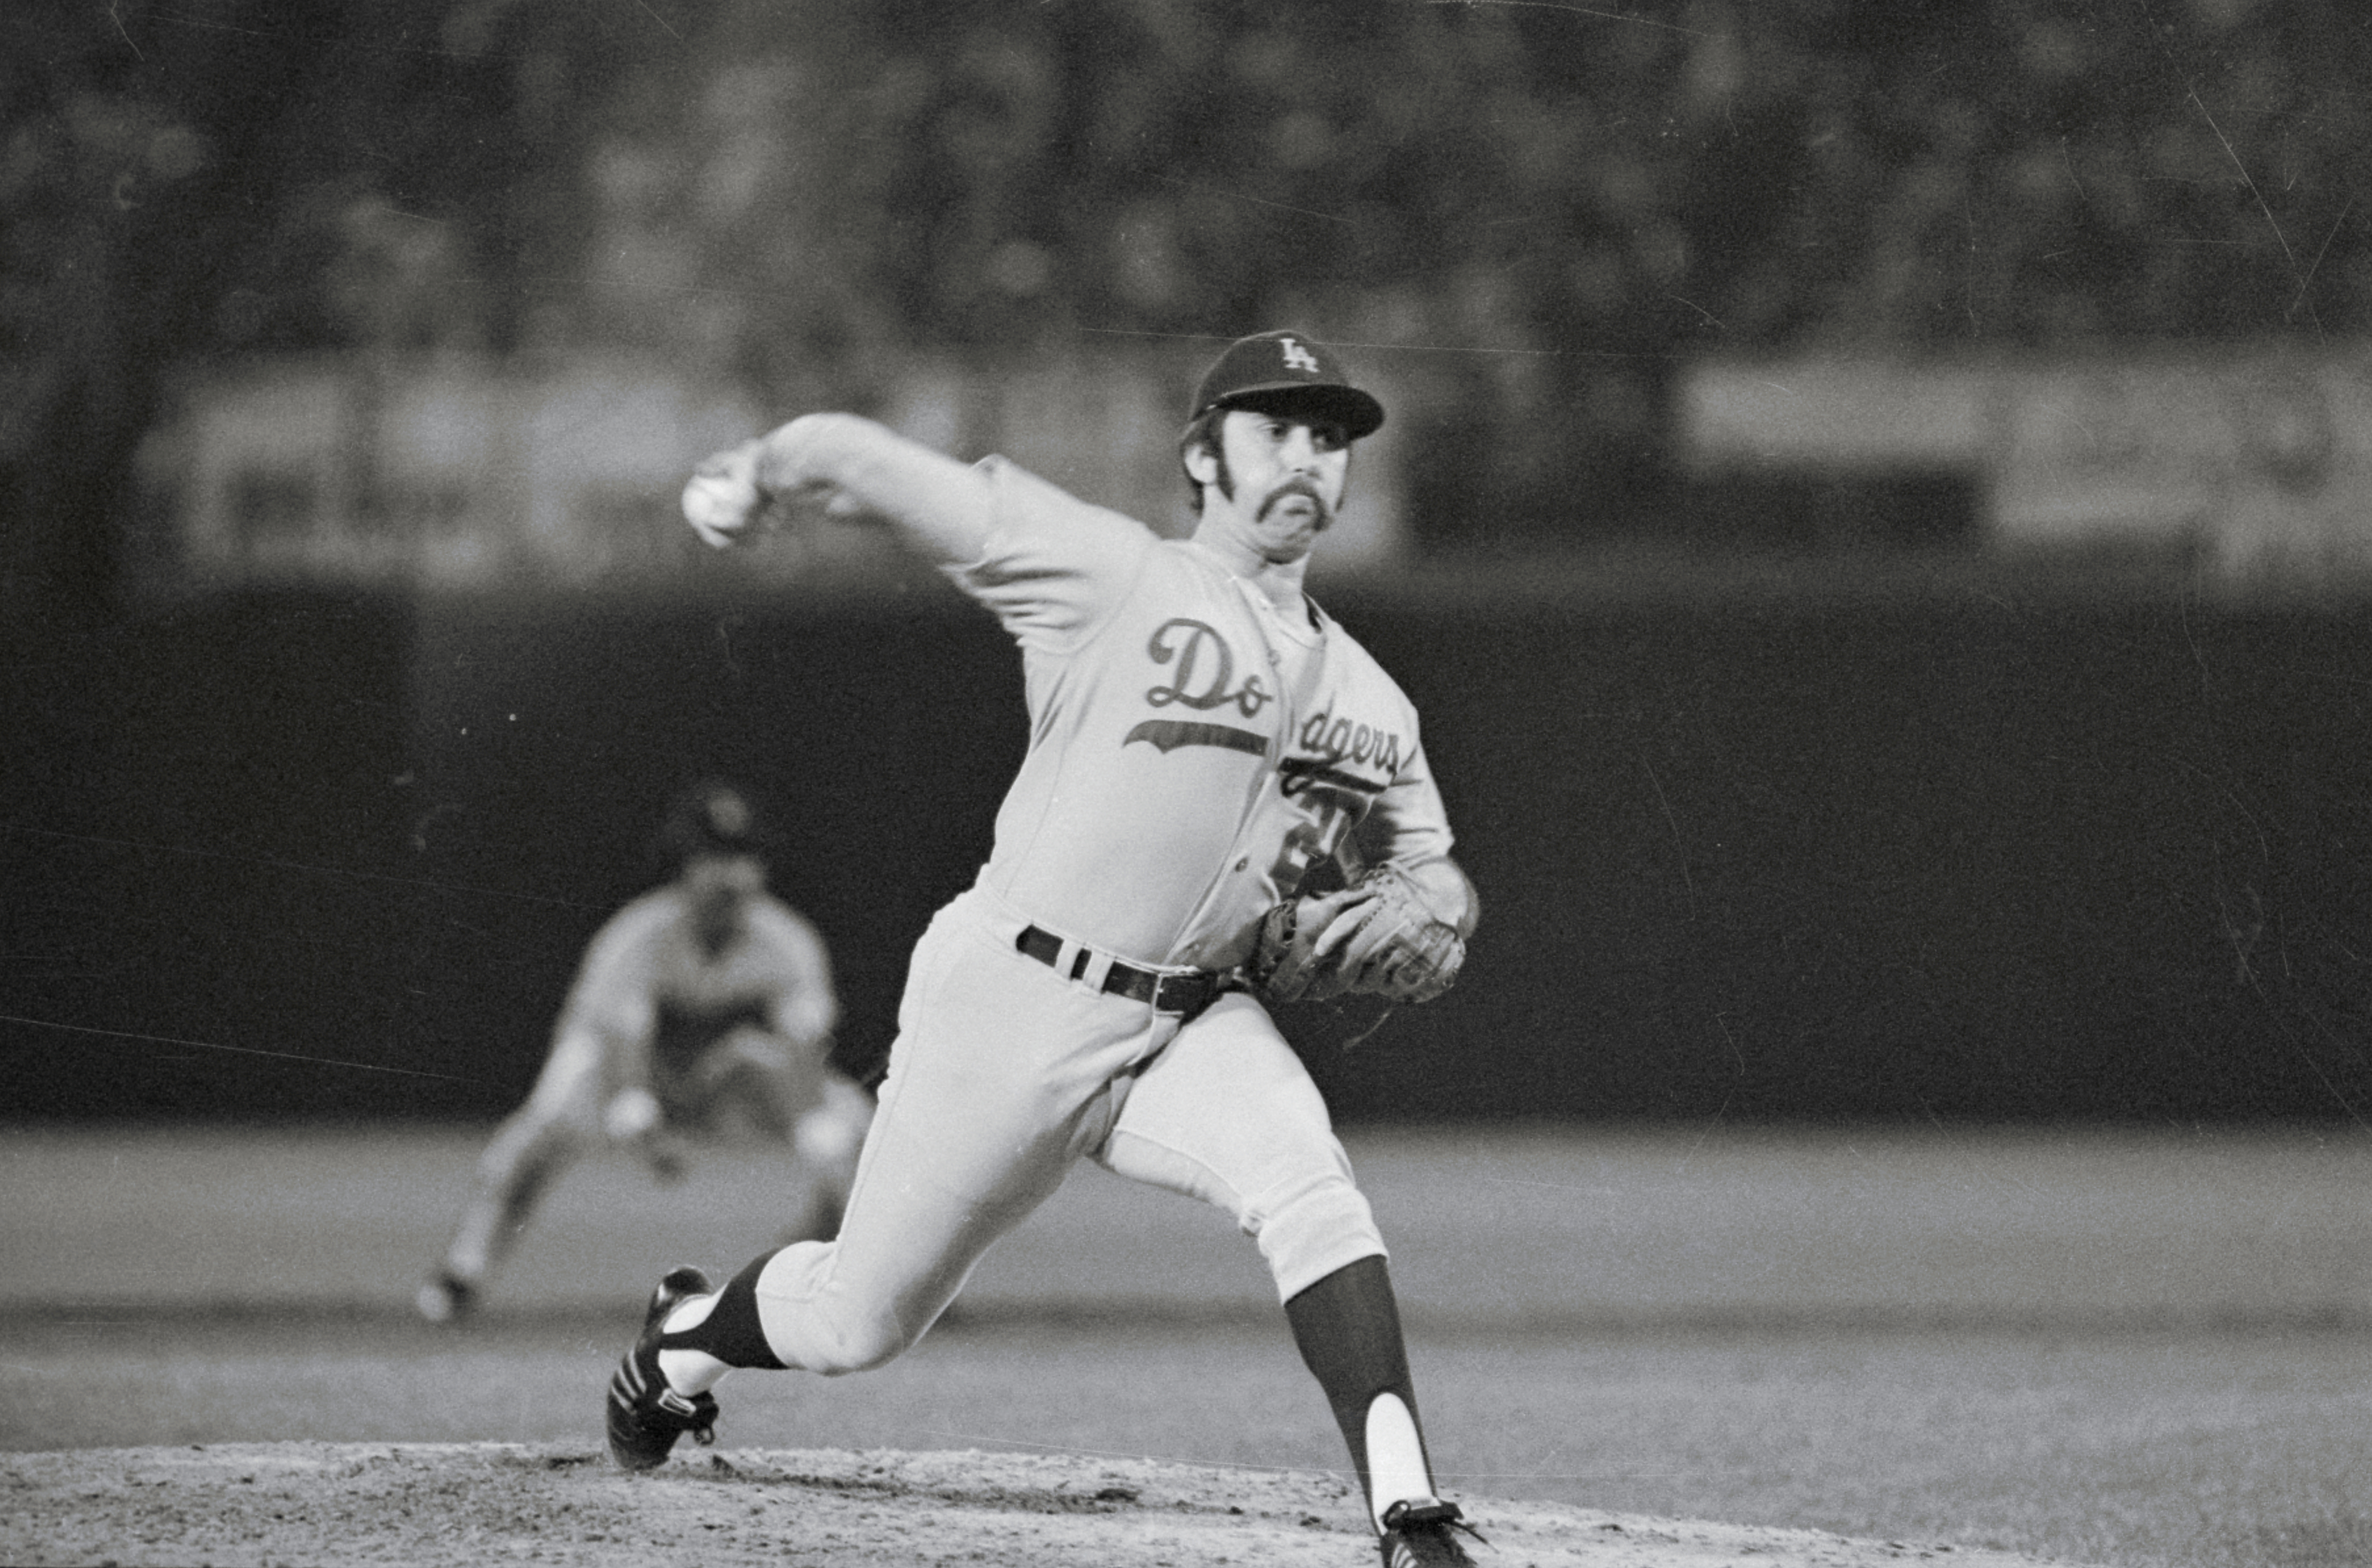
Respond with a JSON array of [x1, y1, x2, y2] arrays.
[[1268, 788, 1357, 899]]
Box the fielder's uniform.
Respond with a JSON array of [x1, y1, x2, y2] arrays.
[[741, 456, 1454, 1372], [551, 883, 851, 1144], [430, 881, 869, 1306]]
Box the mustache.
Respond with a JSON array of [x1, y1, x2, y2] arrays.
[[1257, 479, 1332, 525]]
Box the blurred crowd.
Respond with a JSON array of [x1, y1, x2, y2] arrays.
[[8, 0, 2368, 614]]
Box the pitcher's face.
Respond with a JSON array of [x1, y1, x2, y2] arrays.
[[1194, 408, 1351, 565]]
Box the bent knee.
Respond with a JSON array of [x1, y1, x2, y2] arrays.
[[1254, 1173, 1386, 1302], [480, 1110, 587, 1173], [784, 1307, 916, 1376], [753, 1267, 921, 1376]]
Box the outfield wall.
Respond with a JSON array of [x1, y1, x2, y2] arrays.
[[10, 582, 2371, 1124]]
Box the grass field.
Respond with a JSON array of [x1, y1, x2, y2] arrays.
[[5, 1120, 2370, 1567]]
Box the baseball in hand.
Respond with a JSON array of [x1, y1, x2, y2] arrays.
[[682, 446, 763, 548]]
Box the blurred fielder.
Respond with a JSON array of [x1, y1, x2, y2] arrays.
[[417, 780, 869, 1324], [610, 332, 1483, 1566]]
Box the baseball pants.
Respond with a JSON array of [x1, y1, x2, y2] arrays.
[[744, 886, 1388, 1373]]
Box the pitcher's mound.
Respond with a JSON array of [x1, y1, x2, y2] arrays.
[[3, 1442, 2099, 1566]]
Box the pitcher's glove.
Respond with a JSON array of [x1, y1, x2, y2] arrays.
[[1248, 862, 1467, 1006]]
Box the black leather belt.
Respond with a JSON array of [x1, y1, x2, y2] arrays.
[[1016, 926, 1225, 1019]]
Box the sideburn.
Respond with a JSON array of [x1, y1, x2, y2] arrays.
[[1182, 411, 1233, 513]]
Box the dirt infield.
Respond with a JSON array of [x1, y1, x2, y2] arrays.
[[11, 1125, 2371, 1567], [5, 1442, 2097, 1567]]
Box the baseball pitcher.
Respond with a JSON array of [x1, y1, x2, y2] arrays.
[[418, 781, 869, 1323], [607, 333, 1483, 1566]]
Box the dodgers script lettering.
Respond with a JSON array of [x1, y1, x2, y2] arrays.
[[1145, 618, 1272, 719]]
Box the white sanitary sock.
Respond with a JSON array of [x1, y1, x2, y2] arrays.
[[655, 1291, 730, 1395], [1365, 1392, 1434, 1530]]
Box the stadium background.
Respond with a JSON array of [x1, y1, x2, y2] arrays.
[[9, 1, 2372, 1129], [9, 11, 2372, 1566]]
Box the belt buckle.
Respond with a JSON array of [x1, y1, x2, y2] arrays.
[[1155, 969, 1214, 1018]]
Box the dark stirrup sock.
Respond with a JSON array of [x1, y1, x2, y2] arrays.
[[659, 1247, 789, 1370], [1283, 1254, 1430, 1511]]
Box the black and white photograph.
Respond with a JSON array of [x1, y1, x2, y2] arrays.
[[6, 3, 2371, 1564]]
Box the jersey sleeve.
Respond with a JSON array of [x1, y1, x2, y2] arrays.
[[753, 901, 840, 1049], [555, 902, 662, 1060], [1354, 723, 1457, 872], [940, 456, 1156, 653]]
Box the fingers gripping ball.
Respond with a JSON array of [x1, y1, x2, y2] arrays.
[[1252, 863, 1466, 1006], [682, 444, 765, 548]]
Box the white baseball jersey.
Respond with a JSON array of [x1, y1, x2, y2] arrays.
[[948, 457, 1455, 972], [734, 447, 1443, 1381], [560, 887, 838, 1089]]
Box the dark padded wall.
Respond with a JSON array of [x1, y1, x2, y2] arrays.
[[10, 587, 2369, 1123]]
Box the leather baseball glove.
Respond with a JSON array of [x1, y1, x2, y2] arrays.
[[1248, 861, 1467, 1006]]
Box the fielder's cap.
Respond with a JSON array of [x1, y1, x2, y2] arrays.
[[657, 777, 770, 864], [1187, 329, 1384, 441]]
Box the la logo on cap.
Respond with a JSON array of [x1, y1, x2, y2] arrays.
[[1187, 327, 1386, 440]]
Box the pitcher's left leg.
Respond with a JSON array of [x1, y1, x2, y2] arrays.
[[1096, 993, 1463, 1549]]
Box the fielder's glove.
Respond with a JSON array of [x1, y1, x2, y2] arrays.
[[1248, 861, 1467, 1006]]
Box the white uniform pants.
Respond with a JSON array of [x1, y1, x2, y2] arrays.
[[749, 888, 1386, 1374]]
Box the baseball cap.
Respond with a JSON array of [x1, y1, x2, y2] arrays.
[[1187, 329, 1384, 440], [657, 777, 770, 865]]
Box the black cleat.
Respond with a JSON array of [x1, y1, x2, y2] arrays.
[[1379, 1498, 1486, 1566], [605, 1266, 721, 1470]]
